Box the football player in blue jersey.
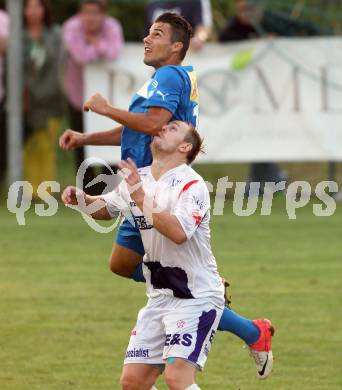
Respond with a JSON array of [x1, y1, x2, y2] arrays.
[[59, 13, 274, 380], [60, 12, 199, 280]]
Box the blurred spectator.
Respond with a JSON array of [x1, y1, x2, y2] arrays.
[[219, 0, 319, 41], [63, 0, 123, 186], [0, 9, 8, 183], [219, 0, 320, 195], [23, 0, 63, 197], [145, 0, 212, 50]]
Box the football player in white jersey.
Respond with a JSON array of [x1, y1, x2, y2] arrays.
[[62, 121, 274, 389]]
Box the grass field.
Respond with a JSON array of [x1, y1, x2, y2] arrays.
[[0, 193, 341, 389]]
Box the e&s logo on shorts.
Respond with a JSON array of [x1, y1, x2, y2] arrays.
[[165, 333, 192, 347]]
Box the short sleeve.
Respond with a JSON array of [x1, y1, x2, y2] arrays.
[[143, 66, 184, 114], [172, 180, 210, 240]]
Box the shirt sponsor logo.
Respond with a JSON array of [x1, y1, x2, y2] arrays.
[[134, 215, 153, 230], [125, 348, 149, 358], [192, 210, 202, 225], [165, 333, 193, 347], [192, 195, 205, 210], [171, 178, 182, 187]]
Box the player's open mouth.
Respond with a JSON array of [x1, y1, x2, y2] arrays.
[[144, 47, 152, 54]]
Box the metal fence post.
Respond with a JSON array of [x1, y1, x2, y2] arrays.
[[6, 0, 23, 188]]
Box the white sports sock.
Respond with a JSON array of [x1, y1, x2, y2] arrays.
[[185, 385, 201, 390]]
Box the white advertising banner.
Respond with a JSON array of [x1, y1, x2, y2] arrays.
[[84, 39, 342, 163]]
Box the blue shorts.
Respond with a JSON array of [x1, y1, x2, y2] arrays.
[[115, 218, 145, 256]]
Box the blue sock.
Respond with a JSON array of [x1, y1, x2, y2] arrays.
[[218, 307, 260, 345], [131, 262, 146, 282]]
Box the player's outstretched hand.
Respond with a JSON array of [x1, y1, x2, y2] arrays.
[[118, 158, 143, 197], [118, 158, 140, 185], [83, 93, 109, 116], [61, 186, 85, 206], [59, 129, 84, 150]]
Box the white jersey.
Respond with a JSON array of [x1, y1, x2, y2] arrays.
[[103, 163, 223, 302]]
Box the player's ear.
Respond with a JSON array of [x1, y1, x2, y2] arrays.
[[179, 142, 192, 154], [172, 41, 183, 55]]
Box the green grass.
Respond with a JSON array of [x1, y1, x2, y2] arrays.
[[0, 196, 341, 389]]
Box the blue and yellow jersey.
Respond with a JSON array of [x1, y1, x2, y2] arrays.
[[121, 65, 199, 168]]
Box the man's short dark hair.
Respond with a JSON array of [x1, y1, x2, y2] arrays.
[[155, 12, 193, 61], [79, 0, 107, 11], [184, 124, 204, 164]]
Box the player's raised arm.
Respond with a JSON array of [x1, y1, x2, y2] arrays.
[[83, 93, 172, 136], [144, 203, 188, 244], [59, 125, 123, 150], [61, 186, 112, 220], [119, 159, 187, 244]]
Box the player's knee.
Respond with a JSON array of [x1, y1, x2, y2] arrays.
[[120, 372, 139, 390], [165, 359, 197, 390], [120, 372, 155, 390], [164, 371, 189, 390]]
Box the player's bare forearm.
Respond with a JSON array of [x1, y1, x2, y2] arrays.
[[152, 210, 187, 244], [62, 186, 112, 220], [134, 193, 187, 244], [83, 126, 122, 146], [59, 126, 122, 151], [76, 193, 112, 220], [119, 159, 187, 244], [84, 94, 172, 136], [84, 194, 113, 220], [102, 106, 171, 136]]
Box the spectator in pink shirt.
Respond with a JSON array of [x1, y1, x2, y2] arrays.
[[0, 9, 9, 184], [63, 0, 123, 187]]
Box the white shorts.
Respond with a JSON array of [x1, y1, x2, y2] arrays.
[[124, 295, 224, 370]]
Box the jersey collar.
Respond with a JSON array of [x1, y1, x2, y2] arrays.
[[149, 163, 187, 182]]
